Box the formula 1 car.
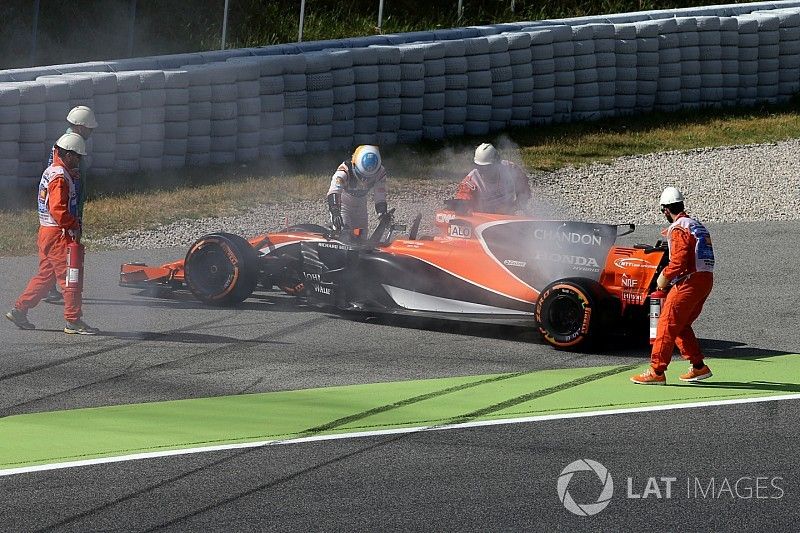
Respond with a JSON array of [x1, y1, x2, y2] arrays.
[[120, 200, 668, 349]]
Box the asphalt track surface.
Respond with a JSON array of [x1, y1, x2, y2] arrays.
[[1, 221, 798, 531]]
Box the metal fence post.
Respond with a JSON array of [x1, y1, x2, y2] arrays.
[[30, 0, 40, 65], [221, 0, 230, 49], [457, 0, 464, 22], [127, 0, 137, 56], [298, 0, 306, 42], [378, 0, 385, 33]]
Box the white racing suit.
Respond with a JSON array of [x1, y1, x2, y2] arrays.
[[454, 160, 531, 214], [327, 161, 387, 233]]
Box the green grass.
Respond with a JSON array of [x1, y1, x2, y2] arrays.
[[2, 98, 800, 256], [510, 100, 800, 170], [2, 354, 798, 470]]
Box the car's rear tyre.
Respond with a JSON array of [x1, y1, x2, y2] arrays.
[[535, 278, 610, 350], [184, 233, 258, 306]]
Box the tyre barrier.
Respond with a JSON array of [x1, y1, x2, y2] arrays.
[[3, 1, 800, 188]]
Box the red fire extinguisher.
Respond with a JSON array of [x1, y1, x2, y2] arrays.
[[65, 239, 85, 293], [649, 289, 666, 344]]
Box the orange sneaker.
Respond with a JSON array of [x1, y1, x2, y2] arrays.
[[630, 369, 666, 385], [679, 365, 712, 382]]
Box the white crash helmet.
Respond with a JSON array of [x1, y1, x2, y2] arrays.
[[66, 105, 98, 129], [55, 132, 87, 156], [352, 145, 382, 179], [474, 143, 500, 166], [659, 186, 685, 206]]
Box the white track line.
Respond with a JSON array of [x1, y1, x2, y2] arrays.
[[2, 393, 799, 477]]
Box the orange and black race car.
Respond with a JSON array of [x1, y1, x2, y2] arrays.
[[120, 200, 668, 349]]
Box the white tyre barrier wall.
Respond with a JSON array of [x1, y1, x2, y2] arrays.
[[720, 17, 741, 105], [16, 82, 47, 182], [464, 36, 493, 135], [421, 42, 446, 140], [551, 26, 575, 123], [328, 49, 356, 151], [138, 70, 167, 171], [614, 23, 638, 115], [351, 47, 380, 145], [755, 8, 800, 99], [230, 58, 261, 162], [592, 24, 617, 119], [752, 13, 782, 101], [303, 52, 334, 154], [528, 29, 557, 125], [162, 69, 190, 168], [508, 32, 534, 127], [208, 63, 239, 165], [696, 16, 724, 107], [112, 71, 142, 173], [0, 86, 21, 186], [736, 16, 761, 107], [373, 46, 402, 147], [184, 65, 213, 167], [678, 18, 703, 108], [443, 39, 469, 138], [281, 54, 307, 156], [634, 21, 660, 113], [4, 2, 800, 188], [487, 34, 521, 129], [571, 25, 600, 121], [397, 43, 426, 144], [655, 19, 682, 112]]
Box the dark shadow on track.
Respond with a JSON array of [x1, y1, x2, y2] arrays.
[[97, 330, 293, 345], [699, 339, 796, 359], [687, 380, 800, 394], [338, 312, 544, 344], [84, 293, 309, 313]]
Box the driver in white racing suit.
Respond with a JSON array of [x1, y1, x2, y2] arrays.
[[455, 143, 531, 214], [327, 145, 388, 235]]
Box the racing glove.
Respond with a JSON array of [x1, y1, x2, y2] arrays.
[[375, 201, 387, 216], [328, 193, 344, 231]]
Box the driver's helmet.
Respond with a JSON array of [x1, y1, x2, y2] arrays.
[[352, 145, 382, 181]]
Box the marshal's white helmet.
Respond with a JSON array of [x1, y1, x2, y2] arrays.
[[55, 132, 87, 156], [659, 186, 685, 206], [352, 145, 382, 179], [66, 105, 98, 129], [474, 143, 500, 166]]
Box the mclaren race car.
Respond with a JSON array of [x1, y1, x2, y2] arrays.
[[120, 201, 668, 349]]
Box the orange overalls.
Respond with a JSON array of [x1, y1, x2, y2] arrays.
[[15, 152, 83, 322], [650, 213, 715, 373]]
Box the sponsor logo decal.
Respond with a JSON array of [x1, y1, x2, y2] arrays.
[[304, 272, 321, 281], [448, 224, 472, 238], [503, 259, 527, 268], [436, 212, 455, 224], [622, 291, 644, 304], [614, 257, 657, 269], [533, 251, 600, 271], [621, 274, 638, 288], [313, 284, 331, 295], [318, 242, 352, 250], [533, 229, 603, 246]]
